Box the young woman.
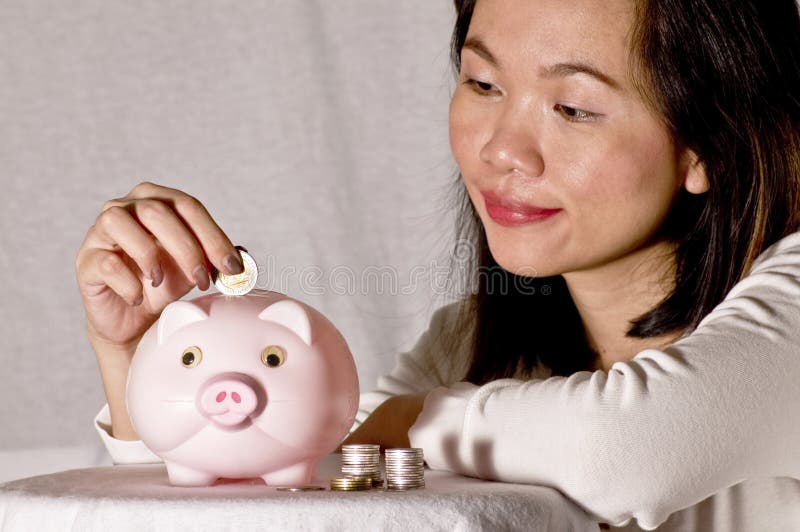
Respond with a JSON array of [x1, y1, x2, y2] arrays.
[[76, 0, 800, 529]]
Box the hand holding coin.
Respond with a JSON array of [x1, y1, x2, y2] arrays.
[[211, 246, 258, 296], [76, 181, 245, 350]]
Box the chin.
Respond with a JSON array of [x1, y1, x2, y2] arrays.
[[484, 235, 562, 279], [476, 204, 572, 274]]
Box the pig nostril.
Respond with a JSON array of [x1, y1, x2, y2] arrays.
[[232, 392, 241, 404], [216, 391, 226, 403]]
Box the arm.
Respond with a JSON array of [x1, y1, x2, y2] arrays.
[[408, 229, 800, 529], [90, 332, 162, 464], [349, 300, 473, 433], [89, 331, 140, 440]]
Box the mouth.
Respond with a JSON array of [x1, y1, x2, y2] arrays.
[[481, 190, 562, 227]]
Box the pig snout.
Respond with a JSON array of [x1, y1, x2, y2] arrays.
[[198, 373, 261, 427]]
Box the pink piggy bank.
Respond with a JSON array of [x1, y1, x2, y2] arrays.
[[126, 289, 359, 487]]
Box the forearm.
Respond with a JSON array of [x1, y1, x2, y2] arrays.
[[87, 326, 140, 441], [409, 330, 800, 528], [341, 393, 427, 450]]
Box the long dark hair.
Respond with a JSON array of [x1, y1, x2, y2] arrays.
[[443, 0, 800, 384]]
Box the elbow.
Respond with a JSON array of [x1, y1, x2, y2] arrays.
[[563, 427, 685, 529]]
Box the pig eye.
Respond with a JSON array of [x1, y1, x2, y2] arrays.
[[181, 346, 202, 368], [261, 345, 285, 368]]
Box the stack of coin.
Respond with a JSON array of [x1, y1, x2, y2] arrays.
[[329, 476, 373, 491], [340, 444, 383, 487], [385, 448, 425, 490]]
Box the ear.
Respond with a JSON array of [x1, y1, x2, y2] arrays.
[[681, 150, 710, 195], [157, 301, 209, 345], [258, 300, 312, 346]]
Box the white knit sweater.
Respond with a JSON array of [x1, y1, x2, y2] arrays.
[[96, 228, 800, 531]]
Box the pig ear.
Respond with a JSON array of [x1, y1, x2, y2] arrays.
[[258, 300, 312, 345], [157, 301, 209, 345]]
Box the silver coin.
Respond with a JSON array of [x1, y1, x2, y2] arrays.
[[275, 485, 326, 492], [342, 444, 380, 451], [387, 479, 426, 485], [213, 247, 258, 296], [385, 447, 423, 453], [386, 484, 425, 491]]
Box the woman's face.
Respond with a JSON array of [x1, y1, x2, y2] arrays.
[[451, 0, 701, 277]]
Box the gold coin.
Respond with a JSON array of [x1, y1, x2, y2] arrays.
[[275, 486, 326, 492], [330, 485, 372, 491], [213, 247, 258, 296], [330, 477, 372, 491]]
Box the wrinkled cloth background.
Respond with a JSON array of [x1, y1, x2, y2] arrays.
[[0, 0, 459, 482]]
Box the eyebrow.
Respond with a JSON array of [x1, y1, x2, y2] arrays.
[[462, 36, 623, 92], [540, 63, 622, 91]]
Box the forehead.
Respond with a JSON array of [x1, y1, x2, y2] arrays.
[[467, 0, 635, 82]]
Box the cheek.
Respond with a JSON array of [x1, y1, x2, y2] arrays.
[[449, 92, 484, 172], [568, 131, 680, 230]]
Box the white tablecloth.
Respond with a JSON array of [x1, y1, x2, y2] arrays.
[[0, 453, 599, 531]]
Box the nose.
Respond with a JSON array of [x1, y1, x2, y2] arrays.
[[198, 374, 259, 427], [479, 110, 545, 178]]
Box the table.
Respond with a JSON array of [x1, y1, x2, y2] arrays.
[[0, 453, 599, 531]]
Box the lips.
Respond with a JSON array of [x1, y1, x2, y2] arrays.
[[480, 190, 562, 227]]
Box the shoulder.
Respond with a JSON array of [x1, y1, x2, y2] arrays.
[[418, 297, 477, 383], [746, 225, 800, 275]]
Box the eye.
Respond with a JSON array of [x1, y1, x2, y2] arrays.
[[463, 78, 499, 95], [554, 104, 601, 123], [261, 345, 286, 368], [181, 346, 202, 368]]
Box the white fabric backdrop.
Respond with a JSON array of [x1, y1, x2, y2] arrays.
[[0, 0, 458, 482]]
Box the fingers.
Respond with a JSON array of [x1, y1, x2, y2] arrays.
[[127, 198, 212, 290], [106, 182, 244, 279], [78, 247, 145, 306], [92, 205, 164, 287]]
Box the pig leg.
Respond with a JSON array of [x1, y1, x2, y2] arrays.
[[164, 460, 218, 487], [261, 459, 318, 486]]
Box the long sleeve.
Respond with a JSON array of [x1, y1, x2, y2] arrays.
[[408, 228, 800, 530], [94, 403, 163, 464], [351, 300, 474, 432]]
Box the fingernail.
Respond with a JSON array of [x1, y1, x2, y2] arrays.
[[223, 253, 244, 275], [193, 264, 210, 291], [133, 294, 144, 306], [151, 265, 164, 288]]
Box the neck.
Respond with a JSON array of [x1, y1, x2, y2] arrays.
[[562, 240, 684, 372]]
